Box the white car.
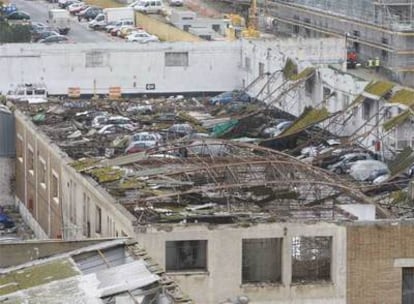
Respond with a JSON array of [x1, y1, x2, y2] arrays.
[[126, 31, 159, 43]]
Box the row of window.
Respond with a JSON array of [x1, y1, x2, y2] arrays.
[[18, 140, 60, 201], [85, 51, 190, 68], [166, 236, 332, 284]]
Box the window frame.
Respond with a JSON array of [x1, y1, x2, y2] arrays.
[[165, 240, 208, 272]]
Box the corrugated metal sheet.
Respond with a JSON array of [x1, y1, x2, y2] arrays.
[[0, 105, 15, 157]]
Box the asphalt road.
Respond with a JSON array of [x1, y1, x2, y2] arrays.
[[11, 0, 116, 42]]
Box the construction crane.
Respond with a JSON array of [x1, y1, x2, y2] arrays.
[[241, 0, 260, 38]]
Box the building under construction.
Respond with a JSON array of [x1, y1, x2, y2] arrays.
[[260, 0, 414, 85]]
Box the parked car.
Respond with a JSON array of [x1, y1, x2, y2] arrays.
[[33, 30, 60, 42], [1, 3, 17, 15], [125, 132, 163, 153], [30, 22, 50, 32], [60, 0, 79, 8], [168, 123, 194, 137], [209, 90, 252, 105], [77, 6, 102, 21], [0, 213, 15, 230], [328, 152, 373, 174], [349, 160, 389, 182], [168, 0, 183, 6], [6, 11, 30, 20], [133, 0, 164, 14], [262, 120, 293, 138], [38, 35, 70, 44], [97, 124, 135, 134], [125, 142, 151, 154], [126, 31, 159, 43], [105, 19, 133, 32], [119, 26, 142, 38], [68, 2, 87, 15]]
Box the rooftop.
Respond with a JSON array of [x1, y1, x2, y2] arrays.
[[11, 90, 389, 225], [0, 238, 192, 303]]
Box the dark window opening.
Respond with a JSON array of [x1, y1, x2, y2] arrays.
[[95, 206, 102, 234], [362, 100, 372, 120], [305, 75, 314, 95], [166, 240, 207, 272], [353, 42, 360, 53], [403, 268, 414, 304], [292, 236, 332, 283], [259, 62, 265, 77], [242, 238, 282, 284]]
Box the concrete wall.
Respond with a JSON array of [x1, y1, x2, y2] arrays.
[[0, 38, 344, 96], [0, 42, 239, 95], [136, 222, 347, 304], [268, 1, 414, 85], [240, 37, 346, 100], [347, 221, 414, 304], [0, 158, 15, 206], [14, 109, 137, 240]]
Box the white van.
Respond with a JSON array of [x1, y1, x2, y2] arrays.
[[133, 0, 164, 14]]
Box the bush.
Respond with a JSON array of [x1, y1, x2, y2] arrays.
[[0, 20, 31, 43]]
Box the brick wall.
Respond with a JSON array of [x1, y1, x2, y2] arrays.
[[347, 222, 414, 304]]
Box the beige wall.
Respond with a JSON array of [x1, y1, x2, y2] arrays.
[[136, 222, 347, 304]]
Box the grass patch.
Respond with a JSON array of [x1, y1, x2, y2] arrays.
[[84, 0, 124, 8], [0, 259, 79, 296]]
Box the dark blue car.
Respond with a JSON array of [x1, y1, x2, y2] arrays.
[[0, 213, 15, 230], [209, 90, 252, 105], [2, 4, 17, 15]]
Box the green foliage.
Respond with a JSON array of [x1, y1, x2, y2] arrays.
[[0, 21, 31, 43]]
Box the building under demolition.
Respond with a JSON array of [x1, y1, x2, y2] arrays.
[[261, 0, 414, 85], [4, 27, 414, 303]]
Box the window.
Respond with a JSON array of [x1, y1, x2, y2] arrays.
[[165, 52, 189, 67], [259, 62, 265, 77], [69, 180, 77, 224], [353, 42, 360, 53], [85, 51, 107, 68], [293, 15, 300, 34], [343, 95, 350, 109], [403, 268, 414, 304], [304, 18, 311, 37], [38, 158, 46, 188], [95, 205, 102, 234], [28, 146, 34, 174], [381, 38, 389, 60], [245, 57, 251, 71], [362, 100, 371, 120], [83, 194, 91, 237], [242, 238, 282, 284], [51, 173, 59, 201], [292, 236, 332, 283], [16, 134, 23, 163], [165, 240, 207, 272], [305, 75, 314, 95]]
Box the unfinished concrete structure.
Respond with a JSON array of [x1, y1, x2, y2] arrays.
[[7, 31, 414, 303], [262, 0, 414, 85], [11, 90, 388, 303]]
